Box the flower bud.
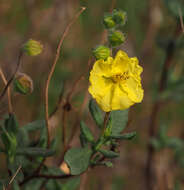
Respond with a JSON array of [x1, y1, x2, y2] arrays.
[[92, 45, 111, 60], [23, 39, 43, 56], [14, 73, 33, 95], [108, 31, 125, 47], [103, 14, 116, 29], [112, 9, 127, 25]]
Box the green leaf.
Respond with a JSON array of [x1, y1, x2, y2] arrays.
[[1, 125, 17, 162], [23, 179, 44, 190], [80, 121, 94, 143], [4, 114, 19, 135], [80, 133, 88, 147], [110, 110, 129, 135], [110, 132, 136, 140], [45, 180, 62, 190], [166, 138, 183, 150], [150, 138, 163, 150], [43, 166, 65, 175], [17, 147, 55, 157], [89, 99, 104, 128], [164, 0, 184, 18], [64, 147, 92, 175], [17, 127, 29, 147], [12, 180, 20, 190], [22, 120, 45, 132], [62, 177, 80, 190], [99, 149, 119, 158]]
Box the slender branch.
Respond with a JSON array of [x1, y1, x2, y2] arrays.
[[27, 7, 86, 179], [6, 166, 22, 190], [178, 7, 184, 34], [44, 6, 86, 149], [49, 82, 65, 118], [0, 51, 23, 102], [0, 67, 13, 114]]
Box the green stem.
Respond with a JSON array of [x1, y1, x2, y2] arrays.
[[94, 112, 110, 152]]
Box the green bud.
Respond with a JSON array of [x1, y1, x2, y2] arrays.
[[103, 14, 116, 29], [14, 73, 33, 95], [108, 31, 125, 47], [23, 39, 43, 56], [92, 45, 111, 60], [112, 9, 127, 25]]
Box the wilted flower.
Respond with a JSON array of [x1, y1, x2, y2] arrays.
[[14, 73, 33, 95], [88, 50, 144, 112]]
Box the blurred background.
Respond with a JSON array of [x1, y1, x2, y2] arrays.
[[0, 0, 184, 189]]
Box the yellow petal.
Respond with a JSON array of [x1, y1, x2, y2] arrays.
[[121, 77, 144, 102]]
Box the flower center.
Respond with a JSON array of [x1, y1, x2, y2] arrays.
[[112, 71, 129, 83]]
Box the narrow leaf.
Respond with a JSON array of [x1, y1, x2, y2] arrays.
[[99, 149, 119, 158], [80, 121, 94, 143], [17, 147, 55, 157], [22, 120, 45, 132], [89, 99, 104, 128], [110, 132, 136, 140]]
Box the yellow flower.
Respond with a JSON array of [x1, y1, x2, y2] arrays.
[[88, 50, 144, 112]]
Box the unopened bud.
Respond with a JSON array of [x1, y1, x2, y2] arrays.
[[23, 39, 43, 56], [108, 31, 125, 47], [14, 73, 33, 95], [92, 45, 111, 60], [103, 14, 116, 29], [60, 161, 70, 175], [112, 9, 127, 25]]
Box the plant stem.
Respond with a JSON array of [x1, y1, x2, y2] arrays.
[[0, 51, 23, 103], [0, 67, 13, 114], [44, 6, 86, 149]]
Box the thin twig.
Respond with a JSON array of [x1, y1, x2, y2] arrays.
[[0, 67, 13, 113], [178, 7, 184, 34], [9, 166, 22, 185], [0, 51, 23, 102], [6, 166, 22, 190], [28, 7, 86, 179], [44, 6, 86, 149], [49, 82, 65, 118]]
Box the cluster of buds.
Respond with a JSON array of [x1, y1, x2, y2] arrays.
[[92, 9, 127, 60], [13, 39, 43, 95]]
